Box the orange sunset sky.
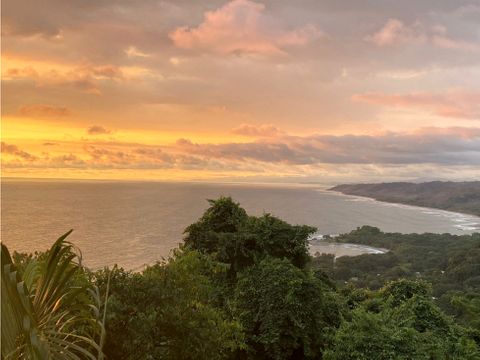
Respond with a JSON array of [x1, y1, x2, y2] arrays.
[[2, 0, 480, 182]]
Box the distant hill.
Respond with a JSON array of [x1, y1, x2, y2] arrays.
[[330, 181, 480, 217]]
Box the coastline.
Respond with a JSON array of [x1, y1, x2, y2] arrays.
[[309, 236, 388, 258], [325, 189, 480, 232], [327, 182, 480, 218]]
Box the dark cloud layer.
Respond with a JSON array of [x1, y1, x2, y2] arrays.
[[1, 142, 38, 161], [2, 127, 479, 181], [19, 104, 70, 117], [87, 125, 112, 135], [177, 128, 480, 166]]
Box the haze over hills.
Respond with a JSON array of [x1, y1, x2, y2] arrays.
[[330, 181, 480, 217]]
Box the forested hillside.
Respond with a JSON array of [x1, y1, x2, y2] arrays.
[[330, 181, 480, 216]]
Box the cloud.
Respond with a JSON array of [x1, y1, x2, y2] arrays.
[[19, 104, 71, 117], [125, 46, 150, 58], [176, 137, 298, 163], [2, 0, 112, 37], [431, 30, 480, 52], [48, 154, 85, 167], [3, 127, 480, 181], [1, 142, 210, 171], [352, 89, 480, 120], [5, 64, 99, 94], [2, 0, 480, 183], [232, 123, 284, 137], [176, 128, 480, 165], [87, 125, 112, 135], [84, 145, 135, 165], [88, 65, 124, 80], [1, 142, 38, 161], [169, 0, 323, 55], [80, 145, 223, 170], [3, 0, 479, 138], [4, 62, 125, 97], [412, 126, 480, 139], [368, 19, 426, 46], [368, 18, 480, 52]]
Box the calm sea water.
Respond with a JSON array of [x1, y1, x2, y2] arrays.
[[2, 179, 479, 269]]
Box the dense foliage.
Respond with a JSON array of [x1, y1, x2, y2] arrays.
[[326, 284, 479, 360], [312, 225, 480, 333], [234, 257, 340, 359], [184, 197, 315, 273], [94, 250, 244, 360], [4, 197, 480, 359]]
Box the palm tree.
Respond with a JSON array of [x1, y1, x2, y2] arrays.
[[2, 230, 104, 359]]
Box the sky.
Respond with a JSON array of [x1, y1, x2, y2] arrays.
[[2, 0, 480, 182]]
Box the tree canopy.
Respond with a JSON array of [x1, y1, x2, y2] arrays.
[[184, 196, 315, 273]]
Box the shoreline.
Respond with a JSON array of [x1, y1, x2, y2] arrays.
[[309, 235, 388, 258], [325, 189, 480, 232]]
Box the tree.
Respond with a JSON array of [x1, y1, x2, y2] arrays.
[[1, 230, 102, 359], [184, 197, 315, 273], [97, 250, 244, 360], [324, 309, 419, 360], [450, 292, 480, 331], [184, 197, 248, 253], [234, 257, 340, 360], [242, 214, 315, 269], [380, 279, 431, 307], [326, 280, 480, 359]]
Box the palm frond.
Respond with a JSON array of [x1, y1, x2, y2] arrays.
[[1, 230, 103, 359]]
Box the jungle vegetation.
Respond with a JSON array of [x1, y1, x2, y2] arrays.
[[2, 197, 479, 359]]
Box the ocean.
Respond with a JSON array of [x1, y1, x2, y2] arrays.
[[2, 179, 479, 269]]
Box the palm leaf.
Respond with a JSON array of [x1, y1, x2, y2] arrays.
[[1, 230, 103, 359]]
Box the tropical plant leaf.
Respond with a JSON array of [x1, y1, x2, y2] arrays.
[[1, 230, 103, 359]]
